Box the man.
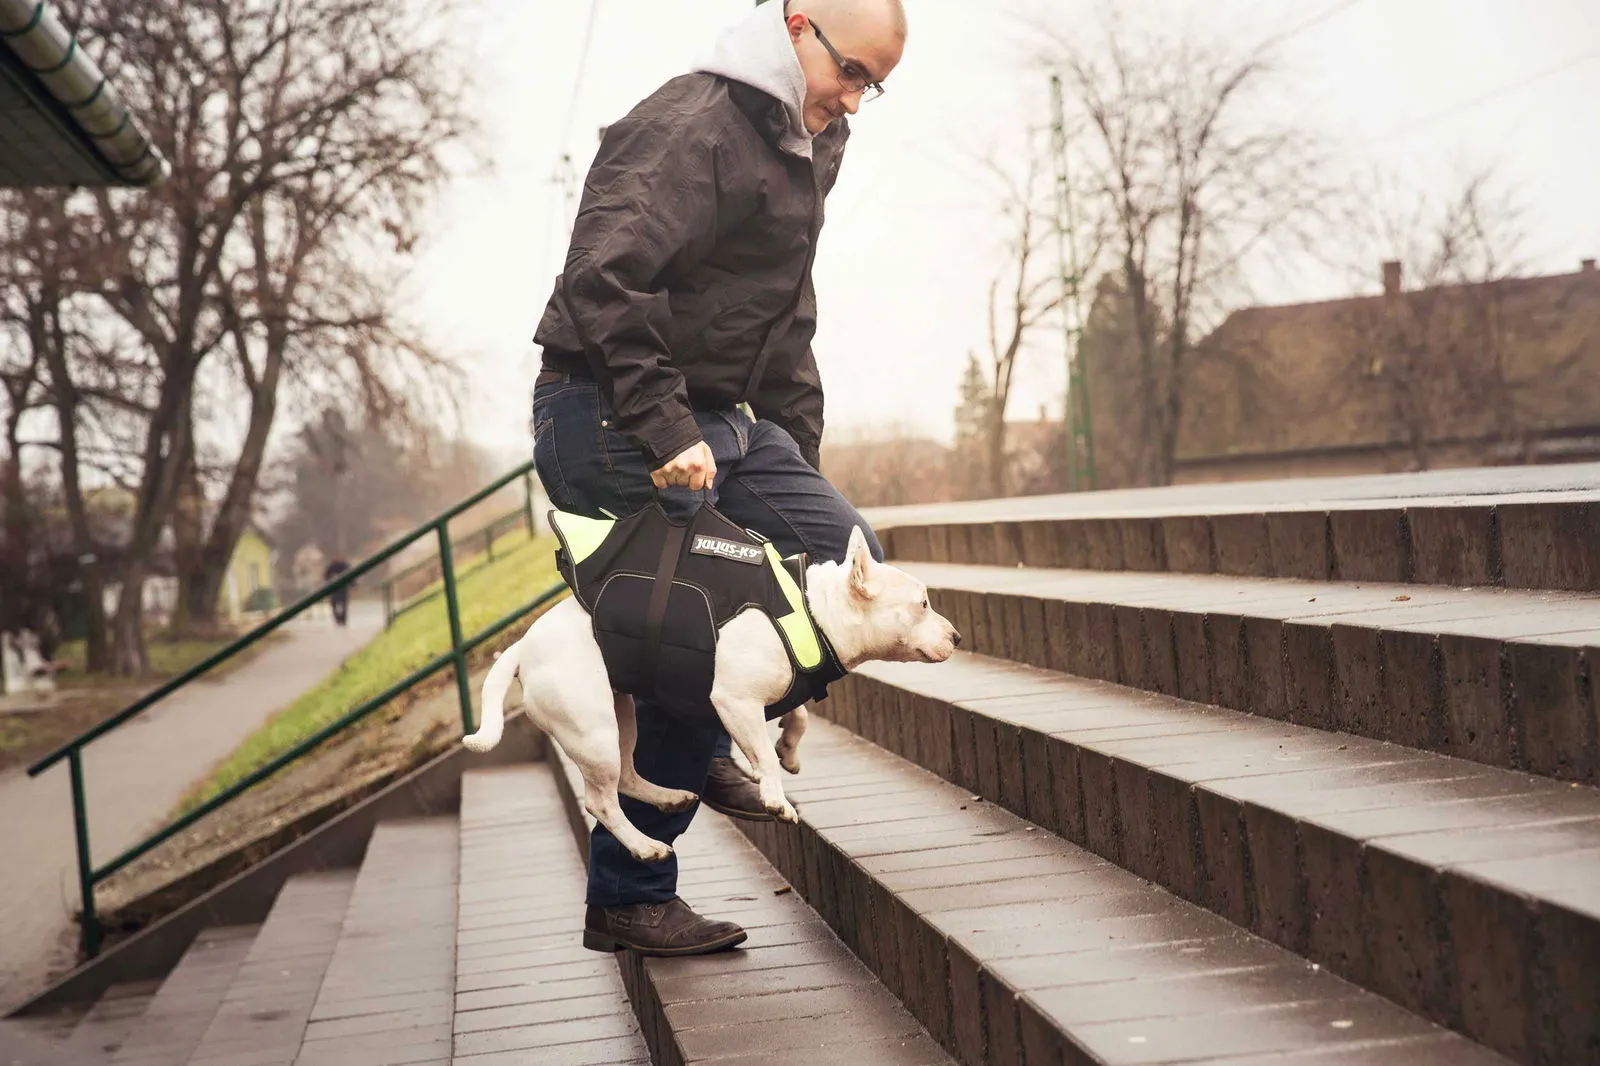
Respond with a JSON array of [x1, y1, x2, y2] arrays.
[[531, 0, 907, 956]]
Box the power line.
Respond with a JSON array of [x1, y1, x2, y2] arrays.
[[558, 0, 603, 155], [541, 0, 602, 282], [1366, 46, 1600, 144], [1252, 0, 1366, 53]]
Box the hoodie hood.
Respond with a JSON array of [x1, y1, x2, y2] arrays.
[[692, 1, 814, 159]]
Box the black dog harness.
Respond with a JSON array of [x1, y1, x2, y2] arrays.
[[550, 504, 847, 723]]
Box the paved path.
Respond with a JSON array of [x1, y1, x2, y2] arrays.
[[0, 602, 383, 1013]]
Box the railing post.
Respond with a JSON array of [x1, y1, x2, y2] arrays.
[[437, 522, 475, 734], [485, 526, 495, 563], [382, 581, 394, 629], [523, 472, 536, 536], [67, 750, 101, 957]]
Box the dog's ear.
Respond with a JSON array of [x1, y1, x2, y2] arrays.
[[847, 526, 876, 602]]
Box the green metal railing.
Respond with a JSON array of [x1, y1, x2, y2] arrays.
[[27, 460, 565, 958], [380, 486, 538, 628]]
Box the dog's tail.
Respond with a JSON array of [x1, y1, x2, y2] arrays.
[[463, 639, 521, 753]]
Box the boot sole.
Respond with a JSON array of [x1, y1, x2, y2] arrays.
[[701, 797, 776, 822], [582, 927, 748, 956]]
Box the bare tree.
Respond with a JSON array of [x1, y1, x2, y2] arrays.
[[823, 424, 955, 509], [0, 192, 122, 660], [270, 407, 496, 570], [1040, 17, 1329, 485], [971, 139, 1067, 494], [1336, 167, 1549, 470], [1, 0, 474, 670]]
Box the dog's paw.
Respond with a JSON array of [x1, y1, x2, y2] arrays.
[[656, 789, 699, 813], [778, 752, 801, 775], [630, 839, 675, 864], [773, 801, 800, 824]]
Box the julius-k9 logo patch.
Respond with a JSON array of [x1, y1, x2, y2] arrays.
[[691, 535, 764, 565]]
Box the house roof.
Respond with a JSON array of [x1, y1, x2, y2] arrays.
[[1178, 263, 1600, 461], [0, 0, 167, 187]]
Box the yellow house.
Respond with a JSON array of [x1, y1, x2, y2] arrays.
[[224, 527, 276, 621]]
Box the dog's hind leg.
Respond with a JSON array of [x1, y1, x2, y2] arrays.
[[530, 669, 674, 864], [775, 706, 808, 775], [614, 693, 699, 813]]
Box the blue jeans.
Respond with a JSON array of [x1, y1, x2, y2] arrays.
[[531, 376, 882, 906]]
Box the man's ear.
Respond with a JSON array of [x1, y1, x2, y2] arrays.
[[847, 526, 875, 602]]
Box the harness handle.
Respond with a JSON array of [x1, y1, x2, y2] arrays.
[[635, 519, 688, 697]]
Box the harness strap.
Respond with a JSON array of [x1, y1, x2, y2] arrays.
[[636, 521, 689, 696]]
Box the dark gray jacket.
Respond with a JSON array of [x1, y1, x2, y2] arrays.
[[534, 73, 848, 471]]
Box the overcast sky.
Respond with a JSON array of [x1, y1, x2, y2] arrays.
[[398, 0, 1600, 466]]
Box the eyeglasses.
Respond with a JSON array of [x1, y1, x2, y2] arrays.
[[810, 21, 885, 102]]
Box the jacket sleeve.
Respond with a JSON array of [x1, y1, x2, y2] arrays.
[[750, 128, 849, 473], [559, 109, 728, 468], [750, 331, 825, 471]]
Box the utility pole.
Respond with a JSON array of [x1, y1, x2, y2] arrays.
[[1050, 74, 1097, 492]]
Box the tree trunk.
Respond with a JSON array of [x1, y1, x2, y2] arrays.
[[0, 435, 27, 635], [109, 363, 198, 673], [1, 413, 26, 558], [35, 285, 114, 671], [109, 574, 150, 676], [182, 317, 288, 634], [170, 412, 211, 635], [986, 406, 1008, 495], [1124, 259, 1161, 487]]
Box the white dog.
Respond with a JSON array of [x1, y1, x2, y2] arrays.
[[463, 526, 959, 862]]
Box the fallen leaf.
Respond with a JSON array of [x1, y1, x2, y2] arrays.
[[774, 886, 792, 896], [1393, 594, 1411, 602]]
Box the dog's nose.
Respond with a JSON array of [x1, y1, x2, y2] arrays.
[[952, 629, 963, 648]]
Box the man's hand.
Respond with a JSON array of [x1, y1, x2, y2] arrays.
[[652, 441, 717, 492]]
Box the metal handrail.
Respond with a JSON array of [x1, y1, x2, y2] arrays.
[[380, 497, 536, 628], [26, 459, 566, 957], [383, 497, 533, 592], [27, 462, 538, 776]]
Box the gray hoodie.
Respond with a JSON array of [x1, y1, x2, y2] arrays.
[[692, 1, 814, 159]]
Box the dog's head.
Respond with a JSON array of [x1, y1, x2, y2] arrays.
[[838, 527, 961, 665]]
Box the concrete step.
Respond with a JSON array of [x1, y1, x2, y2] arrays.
[[870, 472, 1600, 593], [821, 652, 1600, 1065], [112, 925, 259, 1066], [545, 748, 956, 1066], [736, 717, 1510, 1066], [452, 765, 651, 1065], [293, 819, 459, 1066], [0, 1013, 98, 1066], [184, 869, 356, 1066], [51, 979, 160, 1062], [912, 561, 1600, 783]]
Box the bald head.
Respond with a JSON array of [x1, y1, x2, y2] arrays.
[[789, 0, 907, 40], [783, 0, 907, 133]]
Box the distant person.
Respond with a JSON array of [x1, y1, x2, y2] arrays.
[[324, 559, 352, 626]]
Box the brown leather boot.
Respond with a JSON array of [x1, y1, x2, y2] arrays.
[[583, 898, 747, 956], [700, 755, 774, 821]]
